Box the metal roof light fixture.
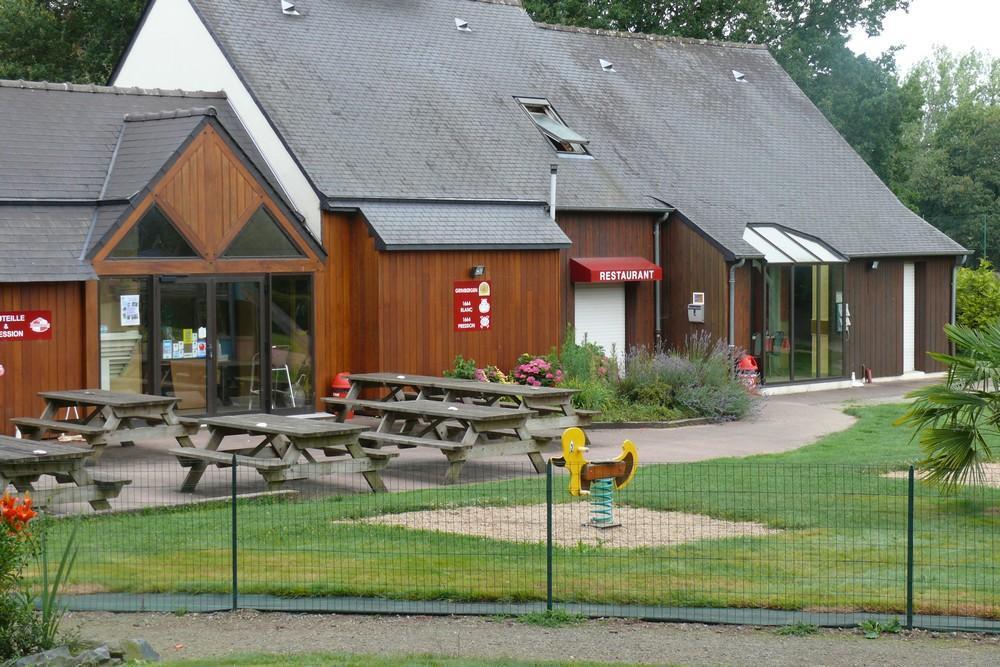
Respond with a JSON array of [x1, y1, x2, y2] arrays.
[[281, 1, 301, 16], [470, 265, 486, 278], [600, 59, 615, 72], [732, 70, 747, 82], [455, 18, 471, 32]]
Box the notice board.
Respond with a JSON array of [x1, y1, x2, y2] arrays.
[[454, 281, 492, 332]]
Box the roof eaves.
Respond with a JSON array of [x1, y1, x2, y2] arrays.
[[381, 242, 572, 251]]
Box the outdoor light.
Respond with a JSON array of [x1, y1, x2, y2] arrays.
[[869, 260, 879, 270], [470, 265, 486, 278]]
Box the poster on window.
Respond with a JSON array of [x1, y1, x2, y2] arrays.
[[454, 280, 492, 332], [120, 294, 140, 326]]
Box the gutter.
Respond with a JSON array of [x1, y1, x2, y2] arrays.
[[728, 258, 747, 372], [653, 211, 670, 346]]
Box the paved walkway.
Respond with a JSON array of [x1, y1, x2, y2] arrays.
[[585, 377, 935, 463]]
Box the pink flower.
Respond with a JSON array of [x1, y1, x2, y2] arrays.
[[545, 373, 553, 379]]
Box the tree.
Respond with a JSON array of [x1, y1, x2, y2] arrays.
[[0, 0, 145, 84], [898, 323, 1000, 488], [522, 0, 918, 185], [956, 260, 1000, 330]]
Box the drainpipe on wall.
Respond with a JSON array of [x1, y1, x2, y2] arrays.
[[549, 165, 558, 221], [653, 212, 669, 348], [728, 258, 747, 375], [952, 255, 966, 354]]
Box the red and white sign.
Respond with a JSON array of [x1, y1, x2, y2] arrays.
[[0, 311, 53, 341], [569, 257, 663, 283], [454, 281, 492, 332]]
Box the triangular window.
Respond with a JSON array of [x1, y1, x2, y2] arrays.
[[223, 206, 304, 258], [108, 205, 198, 258]]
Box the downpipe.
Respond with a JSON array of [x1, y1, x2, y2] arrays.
[[728, 258, 746, 375], [653, 212, 669, 347]]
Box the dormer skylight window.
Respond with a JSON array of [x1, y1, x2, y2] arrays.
[[516, 97, 590, 155]]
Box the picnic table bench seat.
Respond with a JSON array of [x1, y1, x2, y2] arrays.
[[168, 447, 291, 471], [11, 417, 107, 437]]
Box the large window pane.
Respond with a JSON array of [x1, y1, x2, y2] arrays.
[[98, 278, 151, 393], [793, 265, 816, 381], [827, 265, 845, 378], [216, 281, 262, 413], [223, 207, 303, 258], [271, 275, 313, 408], [108, 206, 197, 258], [764, 265, 790, 383]]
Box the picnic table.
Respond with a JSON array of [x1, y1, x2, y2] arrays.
[[168, 414, 395, 493], [330, 372, 595, 435], [12, 389, 198, 460], [0, 436, 131, 511], [326, 397, 545, 484]]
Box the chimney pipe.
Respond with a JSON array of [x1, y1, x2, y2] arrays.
[[549, 165, 558, 221]]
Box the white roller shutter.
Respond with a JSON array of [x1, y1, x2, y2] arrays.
[[903, 262, 915, 373], [574, 284, 626, 360]]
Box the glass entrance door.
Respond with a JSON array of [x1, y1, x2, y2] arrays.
[[159, 280, 210, 414], [214, 280, 263, 414], [157, 277, 264, 415]]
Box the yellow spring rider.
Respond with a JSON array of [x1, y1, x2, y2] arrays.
[[551, 427, 638, 529]]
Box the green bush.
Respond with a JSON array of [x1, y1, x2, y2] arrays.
[[956, 259, 1000, 329], [442, 354, 478, 380], [0, 493, 48, 662]]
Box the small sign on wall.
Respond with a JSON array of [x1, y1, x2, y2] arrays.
[[0, 311, 52, 341], [120, 294, 140, 326], [454, 280, 492, 332]]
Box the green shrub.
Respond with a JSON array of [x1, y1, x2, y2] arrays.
[[558, 327, 613, 382], [956, 259, 1000, 329], [442, 354, 477, 379]]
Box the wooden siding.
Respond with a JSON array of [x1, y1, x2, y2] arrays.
[[320, 211, 563, 384], [0, 282, 89, 434], [844, 259, 905, 377], [92, 125, 322, 276], [557, 212, 659, 351], [915, 257, 955, 373], [662, 216, 730, 349]]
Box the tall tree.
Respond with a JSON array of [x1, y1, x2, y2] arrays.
[[523, 0, 918, 185], [0, 0, 145, 84]]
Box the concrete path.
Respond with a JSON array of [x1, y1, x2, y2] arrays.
[[585, 377, 935, 463]]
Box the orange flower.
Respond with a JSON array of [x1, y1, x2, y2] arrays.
[[1, 492, 36, 535]]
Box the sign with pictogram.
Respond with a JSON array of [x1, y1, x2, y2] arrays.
[[0, 311, 53, 341], [454, 281, 492, 332]]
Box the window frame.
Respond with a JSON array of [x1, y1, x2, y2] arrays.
[[515, 97, 591, 156]]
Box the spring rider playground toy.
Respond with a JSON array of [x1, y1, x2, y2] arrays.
[[552, 427, 638, 529]]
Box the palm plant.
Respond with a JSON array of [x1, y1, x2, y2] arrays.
[[897, 322, 1000, 489]]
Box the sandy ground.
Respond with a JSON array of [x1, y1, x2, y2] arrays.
[[349, 503, 779, 548], [67, 611, 1000, 666], [885, 463, 1000, 487]]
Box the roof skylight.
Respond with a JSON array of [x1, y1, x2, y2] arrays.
[[455, 18, 471, 32], [600, 59, 615, 72], [281, 1, 300, 16], [516, 98, 590, 156], [732, 69, 746, 82]]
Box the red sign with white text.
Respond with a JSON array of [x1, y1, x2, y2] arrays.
[[0, 311, 53, 341], [454, 281, 492, 332]]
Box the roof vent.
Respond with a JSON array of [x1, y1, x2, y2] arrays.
[[281, 1, 301, 16], [599, 59, 615, 73], [455, 18, 471, 32], [732, 70, 746, 82]]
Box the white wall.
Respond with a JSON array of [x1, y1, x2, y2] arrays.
[[902, 262, 915, 373], [113, 0, 322, 236], [574, 284, 626, 362]]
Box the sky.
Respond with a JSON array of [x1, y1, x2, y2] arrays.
[[848, 0, 998, 74]]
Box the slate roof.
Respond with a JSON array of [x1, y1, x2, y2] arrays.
[[0, 81, 314, 279], [0, 205, 96, 282], [188, 0, 966, 258], [332, 200, 570, 250]]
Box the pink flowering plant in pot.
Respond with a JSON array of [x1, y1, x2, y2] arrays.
[[512, 353, 563, 387]]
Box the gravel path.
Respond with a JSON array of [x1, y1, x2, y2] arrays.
[[67, 611, 1000, 666]]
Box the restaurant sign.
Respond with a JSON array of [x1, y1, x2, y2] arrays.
[[0, 311, 53, 341], [454, 281, 492, 332]]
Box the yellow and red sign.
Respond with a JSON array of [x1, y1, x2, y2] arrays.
[[454, 281, 492, 332]]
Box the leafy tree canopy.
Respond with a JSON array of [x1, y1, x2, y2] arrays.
[[0, 0, 145, 84], [956, 260, 1000, 330]]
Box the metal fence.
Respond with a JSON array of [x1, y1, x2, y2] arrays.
[[22, 457, 1000, 632]]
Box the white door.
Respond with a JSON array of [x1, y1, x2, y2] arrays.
[[903, 262, 915, 373], [574, 284, 626, 360]]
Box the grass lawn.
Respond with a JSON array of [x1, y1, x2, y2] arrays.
[[31, 404, 1000, 618]]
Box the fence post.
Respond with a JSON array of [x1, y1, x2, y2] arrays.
[[546, 459, 553, 612], [231, 454, 238, 612], [906, 464, 914, 630]]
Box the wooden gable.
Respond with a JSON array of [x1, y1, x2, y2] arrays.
[[93, 123, 321, 275]]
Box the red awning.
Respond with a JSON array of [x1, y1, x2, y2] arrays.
[[569, 257, 663, 283]]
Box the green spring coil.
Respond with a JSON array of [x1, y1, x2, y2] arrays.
[[589, 478, 615, 525]]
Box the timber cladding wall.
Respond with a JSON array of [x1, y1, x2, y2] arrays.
[[321, 212, 563, 385], [843, 257, 954, 378], [662, 216, 730, 350], [0, 282, 91, 434], [557, 212, 659, 350]]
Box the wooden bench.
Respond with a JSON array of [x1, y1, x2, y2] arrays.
[[12, 417, 107, 437], [360, 431, 469, 451], [169, 448, 290, 471]]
